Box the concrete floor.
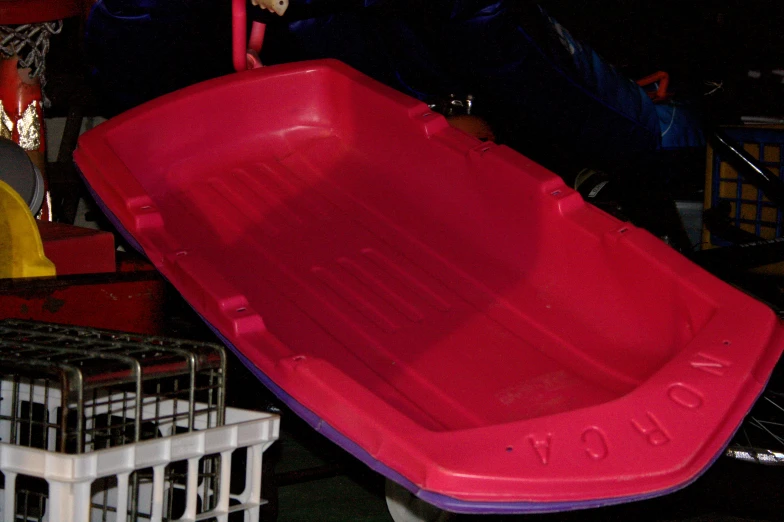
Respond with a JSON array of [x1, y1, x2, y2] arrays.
[[273, 421, 393, 522]]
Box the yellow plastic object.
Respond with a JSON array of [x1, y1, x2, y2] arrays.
[[0, 179, 55, 279]]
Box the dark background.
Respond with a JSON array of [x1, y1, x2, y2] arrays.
[[542, 1, 784, 120], [44, 1, 784, 121]]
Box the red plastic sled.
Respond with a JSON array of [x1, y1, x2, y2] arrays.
[[74, 60, 784, 514]]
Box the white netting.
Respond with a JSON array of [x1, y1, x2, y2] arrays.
[[0, 21, 63, 106]]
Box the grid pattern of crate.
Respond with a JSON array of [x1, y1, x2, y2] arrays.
[[0, 405, 279, 522], [0, 320, 226, 454], [0, 320, 279, 521], [704, 126, 784, 247]]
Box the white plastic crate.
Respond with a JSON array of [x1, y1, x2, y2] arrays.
[[0, 403, 280, 522], [0, 319, 228, 455]]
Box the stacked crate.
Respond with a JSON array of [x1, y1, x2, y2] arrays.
[[0, 319, 279, 521]]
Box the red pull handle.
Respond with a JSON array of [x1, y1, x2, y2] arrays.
[[232, 0, 265, 72], [637, 71, 670, 103]]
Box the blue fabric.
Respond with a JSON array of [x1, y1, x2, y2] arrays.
[[258, 1, 705, 166], [536, 8, 662, 148], [655, 103, 705, 150]]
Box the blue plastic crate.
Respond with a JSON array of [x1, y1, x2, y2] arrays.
[[704, 126, 784, 247]]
